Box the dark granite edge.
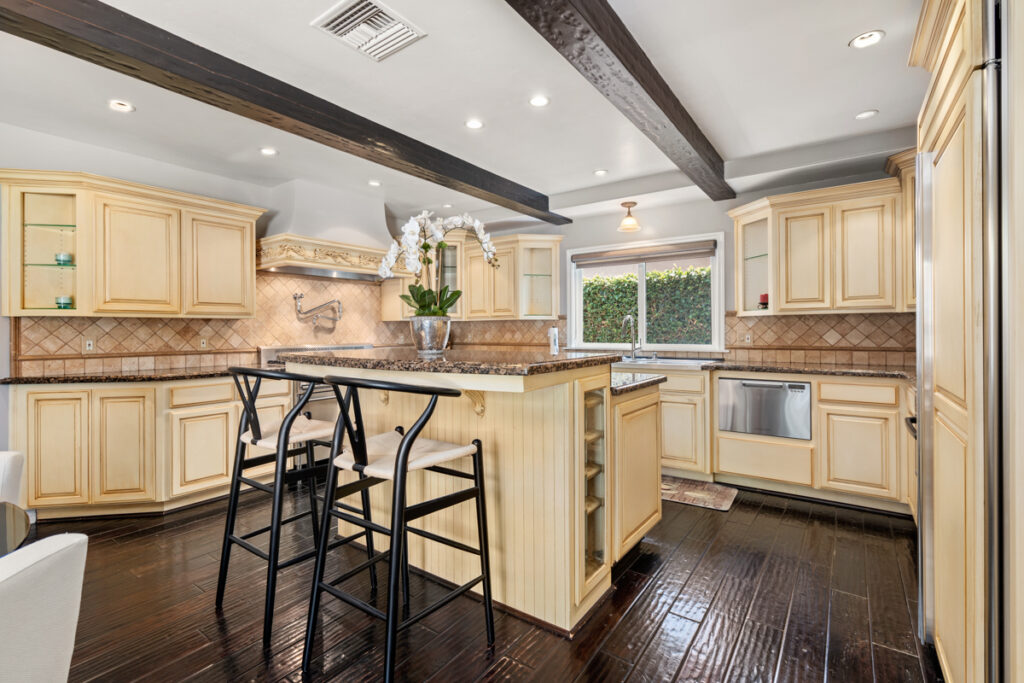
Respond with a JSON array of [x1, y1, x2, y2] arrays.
[[701, 361, 914, 380], [610, 373, 668, 396], [279, 352, 623, 376], [0, 368, 237, 384]]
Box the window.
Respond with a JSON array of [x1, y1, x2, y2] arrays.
[[568, 234, 725, 352]]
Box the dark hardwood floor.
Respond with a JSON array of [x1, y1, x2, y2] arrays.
[[33, 486, 943, 682]]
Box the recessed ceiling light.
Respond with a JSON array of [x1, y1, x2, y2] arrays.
[[855, 109, 879, 120], [368, 179, 382, 187], [594, 169, 608, 177], [465, 118, 484, 130], [442, 203, 453, 208], [108, 99, 135, 113], [529, 94, 550, 107], [848, 30, 885, 49], [259, 147, 278, 156]]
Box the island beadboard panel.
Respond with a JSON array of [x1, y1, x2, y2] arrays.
[[335, 383, 581, 630], [12, 272, 571, 376]]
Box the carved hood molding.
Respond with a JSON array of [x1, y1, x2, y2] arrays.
[[256, 233, 409, 280]]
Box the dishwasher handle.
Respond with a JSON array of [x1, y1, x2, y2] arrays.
[[739, 379, 788, 389]]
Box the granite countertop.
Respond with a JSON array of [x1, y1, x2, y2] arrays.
[[702, 360, 915, 380], [280, 347, 622, 376], [0, 365, 242, 384], [610, 372, 668, 396]]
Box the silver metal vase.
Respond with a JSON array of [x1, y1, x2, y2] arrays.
[[409, 316, 451, 359]]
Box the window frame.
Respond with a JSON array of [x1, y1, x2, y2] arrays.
[[566, 232, 725, 352]]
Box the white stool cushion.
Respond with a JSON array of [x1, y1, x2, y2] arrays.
[[0, 451, 26, 507], [241, 415, 337, 450], [334, 430, 476, 479]]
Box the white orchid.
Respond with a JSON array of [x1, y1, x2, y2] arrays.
[[377, 210, 499, 313]]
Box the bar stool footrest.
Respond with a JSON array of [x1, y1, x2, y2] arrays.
[[399, 576, 484, 632], [406, 525, 481, 555]]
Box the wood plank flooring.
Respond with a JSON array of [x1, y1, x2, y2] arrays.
[[33, 487, 943, 681]]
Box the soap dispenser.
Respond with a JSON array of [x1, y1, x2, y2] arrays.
[[548, 327, 559, 355]]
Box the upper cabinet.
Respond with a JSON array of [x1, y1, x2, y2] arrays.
[[886, 148, 918, 312], [730, 177, 907, 316], [1, 170, 264, 318], [381, 231, 562, 322]]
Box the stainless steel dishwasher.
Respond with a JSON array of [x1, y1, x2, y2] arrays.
[[718, 378, 811, 440]]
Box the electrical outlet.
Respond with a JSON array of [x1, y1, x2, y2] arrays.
[[200, 338, 207, 349], [744, 334, 752, 344], [84, 339, 94, 352]]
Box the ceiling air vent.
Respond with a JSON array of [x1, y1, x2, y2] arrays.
[[312, 0, 425, 61]]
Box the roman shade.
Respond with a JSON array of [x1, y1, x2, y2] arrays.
[[570, 239, 717, 267]]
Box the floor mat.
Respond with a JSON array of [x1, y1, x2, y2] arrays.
[[660, 476, 737, 511]]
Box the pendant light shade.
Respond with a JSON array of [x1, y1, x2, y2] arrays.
[[617, 201, 641, 232]]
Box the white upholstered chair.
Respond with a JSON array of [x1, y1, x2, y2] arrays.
[[0, 451, 26, 508], [0, 534, 88, 682]]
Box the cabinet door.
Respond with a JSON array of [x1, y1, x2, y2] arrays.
[[490, 247, 516, 318], [182, 210, 254, 317], [901, 168, 917, 310], [91, 388, 156, 503], [170, 403, 237, 496], [437, 240, 463, 319], [660, 393, 707, 473], [26, 390, 89, 506], [466, 251, 491, 319], [246, 396, 293, 477], [818, 404, 900, 499], [834, 197, 897, 309], [777, 206, 832, 311], [94, 195, 180, 313], [613, 393, 661, 561]]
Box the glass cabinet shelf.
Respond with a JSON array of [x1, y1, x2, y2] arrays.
[[744, 253, 769, 260], [25, 263, 76, 269], [24, 223, 76, 229], [24, 307, 76, 311], [585, 496, 602, 514], [522, 273, 552, 277]]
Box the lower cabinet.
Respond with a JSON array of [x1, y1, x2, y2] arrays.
[[25, 387, 156, 507], [612, 389, 661, 561], [717, 433, 814, 486], [660, 392, 707, 473], [91, 388, 156, 503], [169, 403, 238, 496], [817, 403, 900, 500], [26, 390, 90, 506]]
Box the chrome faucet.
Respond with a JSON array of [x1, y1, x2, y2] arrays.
[[621, 314, 637, 360]]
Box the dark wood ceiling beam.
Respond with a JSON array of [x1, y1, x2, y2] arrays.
[[0, 0, 571, 225], [505, 0, 735, 200]]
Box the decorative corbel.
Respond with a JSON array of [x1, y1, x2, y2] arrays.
[[463, 390, 486, 417]]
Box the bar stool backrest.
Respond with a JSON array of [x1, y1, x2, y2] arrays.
[[323, 375, 462, 475], [229, 367, 342, 452]]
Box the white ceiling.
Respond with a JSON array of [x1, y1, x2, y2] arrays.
[[0, 0, 928, 222]]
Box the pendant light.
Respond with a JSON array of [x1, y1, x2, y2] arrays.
[[618, 201, 641, 232]]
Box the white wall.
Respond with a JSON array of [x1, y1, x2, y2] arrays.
[[507, 171, 887, 312]]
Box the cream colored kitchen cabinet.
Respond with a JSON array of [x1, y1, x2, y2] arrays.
[[0, 170, 264, 318], [380, 276, 416, 321], [169, 403, 238, 496], [25, 390, 90, 507], [817, 403, 900, 500], [467, 245, 516, 319], [661, 394, 707, 474], [465, 250, 491, 319], [611, 388, 661, 561], [23, 386, 156, 507], [833, 196, 897, 310], [776, 205, 832, 311], [716, 432, 815, 486], [0, 182, 92, 316], [513, 236, 560, 318], [574, 375, 610, 606], [91, 388, 156, 503], [729, 178, 903, 315], [886, 148, 918, 311], [903, 384, 918, 519], [94, 194, 181, 314], [182, 210, 255, 316]]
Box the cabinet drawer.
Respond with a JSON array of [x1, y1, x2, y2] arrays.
[[660, 373, 705, 394], [259, 379, 292, 397], [716, 434, 813, 486], [818, 381, 898, 406], [169, 381, 235, 408]]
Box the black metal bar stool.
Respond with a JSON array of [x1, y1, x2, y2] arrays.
[[215, 367, 379, 647], [301, 375, 495, 681]]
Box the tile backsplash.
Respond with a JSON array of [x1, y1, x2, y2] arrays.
[[13, 272, 567, 376]]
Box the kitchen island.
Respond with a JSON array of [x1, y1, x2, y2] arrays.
[[281, 347, 662, 634]]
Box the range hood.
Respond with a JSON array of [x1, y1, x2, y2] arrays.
[[256, 233, 396, 281]]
